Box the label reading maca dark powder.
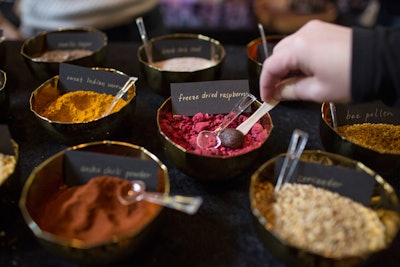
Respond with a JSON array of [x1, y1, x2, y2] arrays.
[[170, 80, 251, 116], [274, 157, 376, 206], [64, 150, 159, 191]]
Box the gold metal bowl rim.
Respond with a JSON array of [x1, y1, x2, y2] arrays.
[[138, 33, 226, 73], [18, 140, 170, 249]]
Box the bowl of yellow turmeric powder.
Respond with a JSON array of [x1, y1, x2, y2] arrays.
[[19, 140, 169, 266], [320, 102, 400, 180], [29, 68, 137, 145], [21, 27, 107, 81]]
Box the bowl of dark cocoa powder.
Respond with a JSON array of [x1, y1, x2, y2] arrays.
[[19, 141, 169, 265], [21, 27, 107, 81]]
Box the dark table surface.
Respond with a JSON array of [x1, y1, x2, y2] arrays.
[[0, 40, 399, 267]]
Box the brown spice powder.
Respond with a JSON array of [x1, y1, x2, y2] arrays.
[[336, 123, 400, 154], [38, 176, 160, 245]]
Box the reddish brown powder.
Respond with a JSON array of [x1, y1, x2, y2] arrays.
[[159, 111, 270, 156], [38, 176, 160, 245]]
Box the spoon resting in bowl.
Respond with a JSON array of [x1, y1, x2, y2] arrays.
[[196, 93, 256, 149], [103, 76, 138, 117], [118, 180, 203, 215], [218, 98, 279, 148]]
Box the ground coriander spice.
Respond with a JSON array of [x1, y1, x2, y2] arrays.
[[254, 182, 387, 259]]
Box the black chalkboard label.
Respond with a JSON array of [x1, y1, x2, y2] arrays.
[[46, 31, 105, 51], [170, 80, 251, 116], [335, 100, 400, 125], [0, 125, 14, 155], [64, 150, 159, 191], [152, 38, 211, 61], [274, 157, 376, 206], [59, 63, 130, 95]]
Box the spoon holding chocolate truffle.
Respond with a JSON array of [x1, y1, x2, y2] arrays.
[[118, 180, 203, 215], [219, 98, 279, 148], [196, 93, 257, 149]]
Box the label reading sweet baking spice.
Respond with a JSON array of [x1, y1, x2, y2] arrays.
[[0, 125, 14, 155], [334, 100, 400, 125], [46, 31, 105, 51], [170, 80, 251, 116], [274, 157, 376, 206], [152, 38, 212, 61], [64, 150, 159, 191], [59, 63, 133, 95]]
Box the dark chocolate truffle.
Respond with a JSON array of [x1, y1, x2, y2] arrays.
[[220, 128, 244, 149]]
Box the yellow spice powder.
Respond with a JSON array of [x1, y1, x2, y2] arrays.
[[336, 123, 400, 154], [40, 90, 127, 123]]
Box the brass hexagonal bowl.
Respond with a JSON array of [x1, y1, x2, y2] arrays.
[[21, 27, 107, 81], [19, 141, 169, 265], [320, 102, 400, 179], [29, 68, 136, 146], [138, 33, 225, 97], [250, 150, 400, 267], [157, 97, 273, 181]]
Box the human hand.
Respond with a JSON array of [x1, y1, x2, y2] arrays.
[[0, 12, 23, 40], [259, 20, 352, 104]]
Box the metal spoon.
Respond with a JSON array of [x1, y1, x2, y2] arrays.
[[118, 180, 203, 215], [257, 23, 269, 59], [329, 102, 338, 130], [136, 17, 153, 63], [196, 93, 256, 149], [103, 76, 138, 117]]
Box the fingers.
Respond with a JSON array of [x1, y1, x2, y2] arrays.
[[259, 44, 304, 101]]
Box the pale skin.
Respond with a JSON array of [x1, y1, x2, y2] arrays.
[[259, 20, 352, 104]]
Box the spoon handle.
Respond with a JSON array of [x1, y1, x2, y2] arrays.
[[103, 77, 137, 117], [236, 99, 279, 135], [215, 93, 256, 133], [274, 129, 308, 193], [143, 192, 203, 215]]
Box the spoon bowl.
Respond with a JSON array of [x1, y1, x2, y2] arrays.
[[196, 93, 256, 149], [118, 180, 203, 215], [103, 76, 137, 117]]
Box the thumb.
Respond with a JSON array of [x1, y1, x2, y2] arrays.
[[274, 77, 301, 101]]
